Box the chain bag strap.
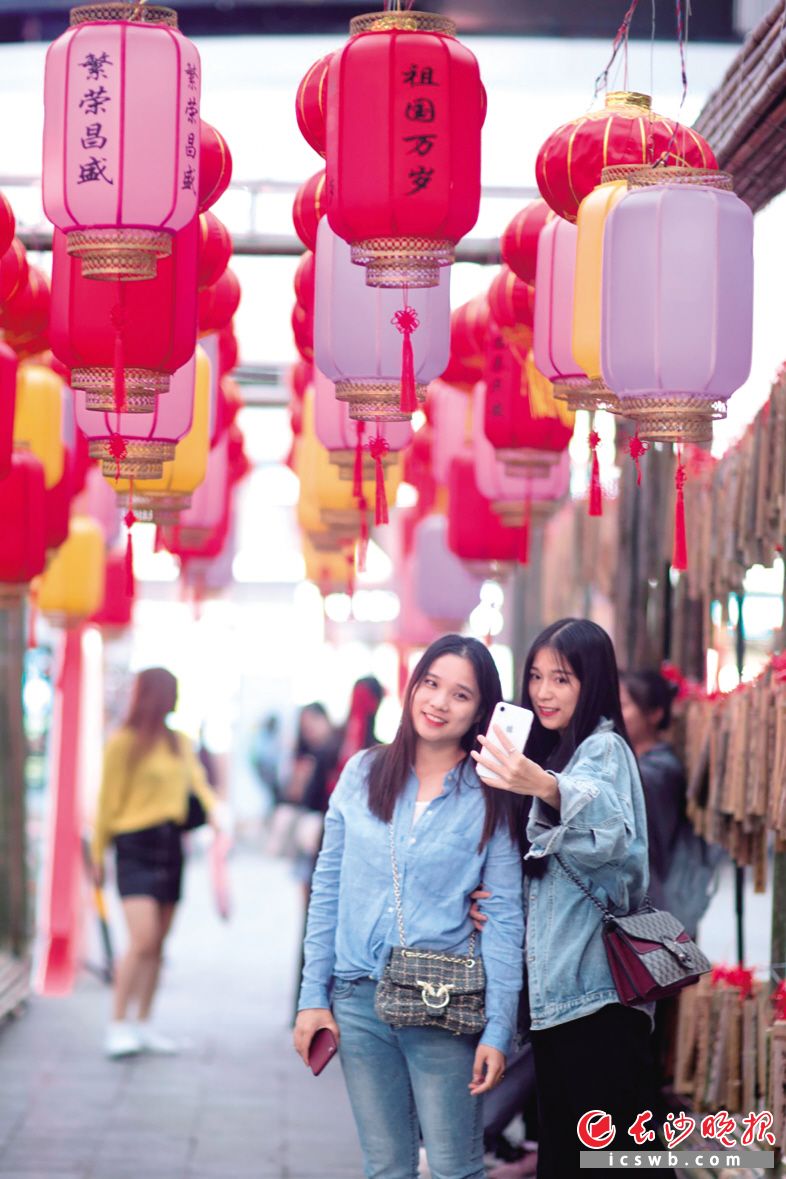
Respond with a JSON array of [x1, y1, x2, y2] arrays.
[[373, 820, 486, 1034], [554, 852, 711, 1005]]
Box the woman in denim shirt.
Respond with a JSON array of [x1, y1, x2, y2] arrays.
[[294, 635, 524, 1179], [472, 619, 658, 1179]]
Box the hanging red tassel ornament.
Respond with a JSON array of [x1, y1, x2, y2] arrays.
[[588, 430, 602, 517], [124, 482, 137, 597], [672, 449, 688, 572], [108, 432, 128, 484], [391, 298, 420, 414], [773, 980, 786, 1022], [628, 432, 648, 486], [110, 301, 127, 414], [369, 434, 390, 526], [353, 420, 365, 499], [356, 495, 369, 573], [345, 551, 355, 600], [27, 590, 38, 650]]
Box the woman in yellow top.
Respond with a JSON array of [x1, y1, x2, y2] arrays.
[[92, 667, 218, 1059]]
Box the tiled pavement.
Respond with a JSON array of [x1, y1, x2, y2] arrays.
[[0, 843, 362, 1179]]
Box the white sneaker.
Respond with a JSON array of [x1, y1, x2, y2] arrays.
[[136, 1023, 179, 1054], [104, 1020, 142, 1058]]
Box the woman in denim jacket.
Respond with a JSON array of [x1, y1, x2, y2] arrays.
[[472, 619, 658, 1179], [294, 634, 524, 1179]]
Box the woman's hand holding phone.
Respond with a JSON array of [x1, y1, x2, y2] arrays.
[[471, 709, 560, 807], [293, 1008, 340, 1069]]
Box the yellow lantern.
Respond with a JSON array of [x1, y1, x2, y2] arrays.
[[302, 536, 353, 594], [524, 351, 575, 430], [14, 364, 65, 489], [571, 180, 627, 412], [37, 516, 105, 621], [112, 347, 210, 523]]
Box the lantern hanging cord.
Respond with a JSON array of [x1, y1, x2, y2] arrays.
[[594, 0, 641, 100], [675, 0, 689, 107]]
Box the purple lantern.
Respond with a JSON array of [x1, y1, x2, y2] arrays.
[[313, 366, 412, 485], [413, 515, 484, 622], [74, 353, 196, 480], [314, 219, 450, 422], [600, 175, 753, 443], [176, 430, 229, 544]]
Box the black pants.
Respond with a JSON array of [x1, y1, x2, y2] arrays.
[[531, 1004, 658, 1179]]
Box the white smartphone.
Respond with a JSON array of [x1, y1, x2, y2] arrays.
[[476, 701, 534, 784]]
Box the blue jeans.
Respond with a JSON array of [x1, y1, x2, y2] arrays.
[[333, 978, 485, 1179]]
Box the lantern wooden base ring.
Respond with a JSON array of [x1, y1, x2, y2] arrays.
[[350, 11, 456, 35], [75, 367, 170, 414], [309, 530, 351, 554], [126, 492, 192, 524], [493, 502, 556, 529], [330, 450, 397, 481], [553, 378, 620, 413], [497, 448, 556, 478], [92, 439, 174, 480], [67, 228, 172, 282], [320, 508, 364, 533], [615, 396, 726, 443], [336, 379, 426, 422], [70, 4, 179, 27], [351, 237, 454, 289]]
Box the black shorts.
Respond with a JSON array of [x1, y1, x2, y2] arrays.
[[114, 822, 184, 904]]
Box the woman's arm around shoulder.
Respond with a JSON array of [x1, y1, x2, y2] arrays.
[[527, 729, 641, 869]]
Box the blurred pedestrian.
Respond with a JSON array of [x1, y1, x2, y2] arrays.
[[250, 713, 282, 807], [471, 619, 659, 1179], [91, 667, 219, 1059], [294, 635, 523, 1179]]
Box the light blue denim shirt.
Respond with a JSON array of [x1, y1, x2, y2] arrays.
[[524, 721, 652, 1030], [298, 749, 524, 1055]]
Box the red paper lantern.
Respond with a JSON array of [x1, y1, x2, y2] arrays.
[[293, 170, 327, 252], [291, 302, 313, 363], [90, 547, 135, 630], [536, 91, 717, 223], [2, 268, 51, 358], [0, 343, 18, 481], [326, 11, 484, 287], [501, 200, 553, 285], [483, 327, 573, 474], [440, 297, 490, 391], [296, 54, 332, 158], [290, 359, 312, 402], [0, 238, 28, 306], [218, 324, 239, 377], [447, 456, 521, 563], [294, 251, 315, 313], [487, 267, 536, 363], [199, 122, 233, 213], [43, 452, 74, 552], [402, 424, 437, 517], [0, 193, 15, 262], [50, 221, 198, 413], [198, 268, 241, 335], [0, 450, 46, 582], [197, 212, 232, 290]]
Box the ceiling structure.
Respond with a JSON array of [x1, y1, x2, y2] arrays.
[[0, 0, 744, 43]]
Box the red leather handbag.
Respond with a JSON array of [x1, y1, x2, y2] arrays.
[[556, 855, 712, 1005]]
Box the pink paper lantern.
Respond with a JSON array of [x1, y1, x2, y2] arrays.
[[74, 351, 196, 479], [600, 178, 754, 443], [396, 551, 440, 648], [314, 219, 450, 421], [533, 217, 585, 388], [43, 8, 201, 282], [413, 515, 483, 622], [80, 464, 120, 545], [176, 430, 229, 539], [429, 380, 473, 485], [473, 385, 570, 526]]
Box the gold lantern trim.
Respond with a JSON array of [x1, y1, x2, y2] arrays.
[[336, 379, 426, 422], [70, 4, 178, 26], [75, 367, 169, 415], [67, 227, 173, 283], [351, 237, 454, 290], [330, 449, 398, 482], [497, 448, 557, 479]]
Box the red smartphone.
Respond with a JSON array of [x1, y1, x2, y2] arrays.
[[308, 1027, 338, 1076]]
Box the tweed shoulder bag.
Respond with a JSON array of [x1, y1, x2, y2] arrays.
[[555, 854, 711, 1005], [374, 823, 486, 1035]]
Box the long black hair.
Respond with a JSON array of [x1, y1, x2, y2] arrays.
[[621, 669, 678, 731], [519, 619, 632, 870], [367, 634, 517, 848]]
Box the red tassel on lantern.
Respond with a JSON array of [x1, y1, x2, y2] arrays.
[[628, 432, 648, 486], [672, 450, 688, 572], [27, 591, 38, 650], [369, 434, 390, 526], [356, 496, 369, 573], [345, 551, 355, 599], [353, 420, 365, 499], [588, 430, 602, 517], [391, 301, 419, 414], [518, 497, 531, 566], [124, 483, 136, 597]]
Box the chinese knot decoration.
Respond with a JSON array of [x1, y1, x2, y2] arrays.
[[535, 91, 716, 223], [43, 4, 201, 281], [325, 10, 484, 288]]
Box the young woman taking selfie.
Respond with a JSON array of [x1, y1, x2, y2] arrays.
[[294, 634, 524, 1179]]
